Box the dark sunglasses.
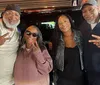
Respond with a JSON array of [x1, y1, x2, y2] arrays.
[[25, 30, 38, 37]]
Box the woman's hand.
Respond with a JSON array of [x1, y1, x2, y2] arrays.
[[32, 41, 40, 52]]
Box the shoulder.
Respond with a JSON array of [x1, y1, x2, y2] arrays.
[[42, 48, 48, 54], [0, 19, 3, 27], [73, 29, 81, 36], [18, 45, 25, 53], [0, 19, 4, 35], [79, 20, 90, 31], [73, 30, 82, 43]]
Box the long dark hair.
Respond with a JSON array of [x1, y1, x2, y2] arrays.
[[52, 14, 77, 58], [21, 25, 46, 51]]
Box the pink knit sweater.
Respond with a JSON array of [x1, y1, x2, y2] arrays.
[[14, 46, 53, 85]]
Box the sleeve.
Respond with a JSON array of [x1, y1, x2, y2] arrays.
[[0, 20, 2, 36], [33, 49, 53, 75]]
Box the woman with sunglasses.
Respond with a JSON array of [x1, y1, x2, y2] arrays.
[[14, 25, 53, 85]]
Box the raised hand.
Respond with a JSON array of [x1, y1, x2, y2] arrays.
[[89, 34, 100, 48], [0, 33, 10, 45], [32, 41, 40, 52]]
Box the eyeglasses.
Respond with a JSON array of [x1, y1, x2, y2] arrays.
[[25, 30, 38, 37]]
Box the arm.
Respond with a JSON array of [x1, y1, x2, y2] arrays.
[[33, 49, 53, 75]]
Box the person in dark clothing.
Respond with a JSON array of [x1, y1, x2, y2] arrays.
[[79, 0, 100, 85], [52, 14, 84, 85]]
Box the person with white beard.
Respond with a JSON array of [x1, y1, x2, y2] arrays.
[[0, 4, 21, 85]]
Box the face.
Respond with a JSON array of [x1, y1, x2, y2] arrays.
[[82, 5, 99, 24], [24, 26, 38, 45], [58, 15, 71, 33], [3, 10, 20, 28]]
